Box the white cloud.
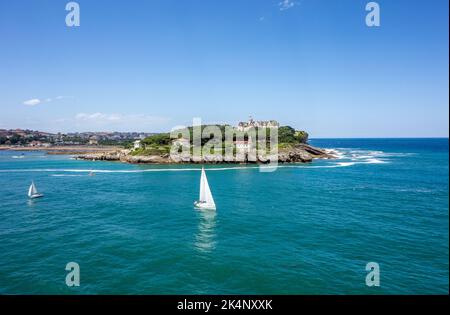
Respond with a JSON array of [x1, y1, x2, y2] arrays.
[[55, 95, 73, 100], [22, 95, 73, 106], [75, 112, 169, 126], [76, 112, 121, 122], [279, 0, 295, 11], [23, 98, 41, 106]]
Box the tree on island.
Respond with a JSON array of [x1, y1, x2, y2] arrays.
[[136, 124, 309, 156]]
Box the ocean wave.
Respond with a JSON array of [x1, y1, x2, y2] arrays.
[[378, 152, 416, 157], [393, 187, 437, 193], [0, 167, 248, 173], [336, 162, 356, 167], [323, 148, 391, 165], [0, 148, 395, 174], [0, 162, 361, 174], [51, 174, 87, 177], [324, 149, 345, 159], [363, 158, 387, 164]]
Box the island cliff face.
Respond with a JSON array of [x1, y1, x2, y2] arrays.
[[76, 143, 334, 164]]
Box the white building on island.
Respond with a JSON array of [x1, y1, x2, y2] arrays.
[[237, 116, 279, 131], [133, 140, 142, 150], [234, 140, 250, 150]]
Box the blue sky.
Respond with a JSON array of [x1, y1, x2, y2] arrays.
[[0, 0, 448, 137]]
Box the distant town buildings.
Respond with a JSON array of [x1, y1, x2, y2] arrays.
[[29, 140, 42, 147], [88, 136, 98, 145], [237, 116, 279, 131], [0, 129, 155, 146]]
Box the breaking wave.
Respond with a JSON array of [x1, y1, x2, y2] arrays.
[[322, 147, 405, 165]]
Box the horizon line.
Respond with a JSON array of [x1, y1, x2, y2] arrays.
[[1, 127, 449, 139]]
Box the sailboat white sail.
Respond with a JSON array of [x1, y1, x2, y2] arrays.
[[28, 181, 43, 199], [194, 167, 216, 210]]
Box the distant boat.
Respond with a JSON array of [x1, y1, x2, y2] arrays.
[[194, 167, 216, 210], [28, 181, 44, 199]]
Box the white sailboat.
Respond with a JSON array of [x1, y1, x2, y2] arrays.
[[194, 167, 216, 210], [28, 181, 44, 199]]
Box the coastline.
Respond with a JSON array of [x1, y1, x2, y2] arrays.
[[74, 143, 335, 164], [0, 145, 122, 155], [1, 143, 335, 164]]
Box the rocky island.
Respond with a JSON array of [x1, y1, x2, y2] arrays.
[[76, 123, 334, 164], [76, 142, 333, 164]]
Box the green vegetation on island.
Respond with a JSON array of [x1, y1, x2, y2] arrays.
[[132, 125, 309, 156]]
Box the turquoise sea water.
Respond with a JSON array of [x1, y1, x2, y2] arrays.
[[0, 138, 448, 294]]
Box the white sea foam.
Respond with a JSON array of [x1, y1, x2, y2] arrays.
[[336, 162, 356, 167], [0, 167, 249, 173], [378, 152, 416, 157], [323, 147, 391, 165], [324, 149, 345, 159], [0, 147, 397, 174], [51, 174, 86, 177], [363, 158, 387, 164], [0, 161, 362, 174]]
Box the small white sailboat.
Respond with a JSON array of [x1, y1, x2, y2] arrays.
[[28, 181, 44, 199], [194, 167, 216, 210]]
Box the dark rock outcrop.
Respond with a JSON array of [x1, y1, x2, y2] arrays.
[[76, 144, 334, 164]]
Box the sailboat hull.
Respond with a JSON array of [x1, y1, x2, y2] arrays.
[[29, 194, 44, 199], [194, 201, 216, 210]]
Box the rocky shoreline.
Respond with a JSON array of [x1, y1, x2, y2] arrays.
[[75, 143, 334, 164]]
